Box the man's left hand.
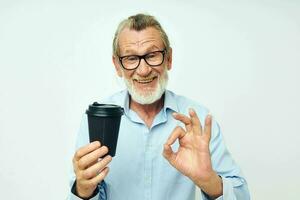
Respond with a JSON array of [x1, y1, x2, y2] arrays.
[[163, 108, 222, 198]]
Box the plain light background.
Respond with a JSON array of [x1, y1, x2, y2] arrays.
[[0, 0, 299, 199]]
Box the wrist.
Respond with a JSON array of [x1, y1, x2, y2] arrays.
[[73, 181, 98, 199], [195, 172, 223, 199], [76, 188, 93, 199]]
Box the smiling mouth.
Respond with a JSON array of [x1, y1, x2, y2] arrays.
[[134, 77, 156, 84]]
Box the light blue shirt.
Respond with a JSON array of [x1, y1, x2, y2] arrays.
[[69, 90, 250, 200]]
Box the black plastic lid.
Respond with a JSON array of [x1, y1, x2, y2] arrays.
[[86, 102, 124, 117]]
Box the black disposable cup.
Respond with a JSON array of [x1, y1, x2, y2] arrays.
[[86, 102, 124, 157]]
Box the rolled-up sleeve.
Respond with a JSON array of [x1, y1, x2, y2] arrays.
[[200, 118, 250, 200]]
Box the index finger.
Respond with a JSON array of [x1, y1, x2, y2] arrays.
[[172, 112, 192, 132], [74, 141, 101, 161]]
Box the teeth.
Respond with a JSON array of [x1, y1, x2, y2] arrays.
[[136, 77, 155, 83]]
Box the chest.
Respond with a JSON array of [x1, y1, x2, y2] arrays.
[[105, 116, 193, 198]]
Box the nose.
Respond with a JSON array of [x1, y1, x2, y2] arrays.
[[136, 58, 152, 77]]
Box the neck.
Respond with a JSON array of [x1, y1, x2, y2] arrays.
[[129, 94, 165, 128]]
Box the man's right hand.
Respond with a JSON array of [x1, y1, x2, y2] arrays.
[[72, 141, 112, 199]]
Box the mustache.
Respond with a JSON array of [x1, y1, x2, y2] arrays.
[[132, 73, 158, 81]]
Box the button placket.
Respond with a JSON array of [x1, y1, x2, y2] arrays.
[[144, 128, 152, 200]]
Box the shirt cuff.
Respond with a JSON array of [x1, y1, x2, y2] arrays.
[[69, 192, 99, 200], [69, 180, 100, 200], [200, 176, 243, 200]]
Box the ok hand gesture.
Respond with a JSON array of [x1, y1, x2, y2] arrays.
[[163, 109, 222, 198]]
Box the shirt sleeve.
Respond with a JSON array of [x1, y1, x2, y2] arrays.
[[199, 119, 250, 200], [68, 180, 107, 200], [68, 114, 108, 200]]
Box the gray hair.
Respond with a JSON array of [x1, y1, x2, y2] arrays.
[[112, 13, 171, 56]]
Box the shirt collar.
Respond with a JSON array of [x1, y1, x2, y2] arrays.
[[123, 90, 130, 116], [163, 90, 178, 113]]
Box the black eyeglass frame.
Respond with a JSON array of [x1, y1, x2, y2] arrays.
[[118, 49, 167, 70]]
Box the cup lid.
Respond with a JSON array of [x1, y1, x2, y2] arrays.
[[86, 102, 124, 117]]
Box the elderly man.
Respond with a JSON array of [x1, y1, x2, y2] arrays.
[[69, 14, 250, 200]]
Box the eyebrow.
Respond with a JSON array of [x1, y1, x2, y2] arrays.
[[122, 45, 162, 56]]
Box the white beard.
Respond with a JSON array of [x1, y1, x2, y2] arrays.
[[123, 67, 169, 105]]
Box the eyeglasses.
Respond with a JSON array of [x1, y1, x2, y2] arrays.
[[118, 49, 166, 70]]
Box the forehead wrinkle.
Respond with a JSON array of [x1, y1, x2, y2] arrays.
[[121, 39, 161, 55], [121, 38, 156, 48], [118, 27, 164, 55]]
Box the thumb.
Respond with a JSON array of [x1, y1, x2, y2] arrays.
[[162, 144, 176, 165]]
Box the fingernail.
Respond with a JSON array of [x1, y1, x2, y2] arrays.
[[206, 114, 212, 121], [207, 112, 212, 117], [93, 141, 100, 146], [189, 108, 195, 114]]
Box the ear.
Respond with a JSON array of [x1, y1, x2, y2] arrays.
[[166, 47, 172, 70], [112, 55, 123, 77]]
